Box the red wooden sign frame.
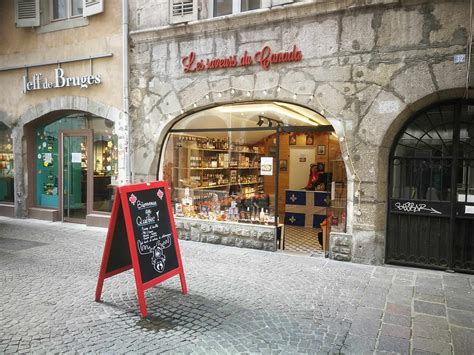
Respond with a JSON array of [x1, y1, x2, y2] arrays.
[[95, 181, 187, 317]]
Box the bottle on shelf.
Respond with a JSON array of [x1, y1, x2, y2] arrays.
[[259, 208, 265, 223]]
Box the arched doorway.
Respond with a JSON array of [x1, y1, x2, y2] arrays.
[[387, 100, 474, 272], [158, 101, 348, 254], [25, 111, 119, 223]]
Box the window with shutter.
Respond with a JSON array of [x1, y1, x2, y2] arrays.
[[169, 0, 198, 24], [15, 0, 40, 27], [83, 0, 104, 17]]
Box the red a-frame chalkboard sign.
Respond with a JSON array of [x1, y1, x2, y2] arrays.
[[95, 181, 187, 317]]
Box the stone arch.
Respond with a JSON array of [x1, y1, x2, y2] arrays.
[[12, 96, 126, 218], [17, 96, 125, 127], [369, 89, 470, 255]]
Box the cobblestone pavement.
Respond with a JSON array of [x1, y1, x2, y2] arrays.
[[0, 217, 473, 354]]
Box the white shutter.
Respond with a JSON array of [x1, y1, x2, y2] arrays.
[[271, 0, 293, 6], [83, 0, 104, 17], [15, 0, 40, 27], [169, 0, 197, 25]]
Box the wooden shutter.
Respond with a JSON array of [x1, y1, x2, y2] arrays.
[[15, 0, 40, 27], [83, 0, 104, 17], [169, 0, 197, 25], [271, 0, 293, 6]]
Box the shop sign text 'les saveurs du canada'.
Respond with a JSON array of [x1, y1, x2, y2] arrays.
[[182, 45, 302, 73]]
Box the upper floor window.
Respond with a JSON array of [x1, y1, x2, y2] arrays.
[[213, 0, 260, 17], [52, 0, 83, 20]]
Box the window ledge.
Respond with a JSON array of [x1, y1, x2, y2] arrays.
[[37, 17, 89, 34]]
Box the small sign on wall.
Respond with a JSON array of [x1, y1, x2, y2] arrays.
[[71, 153, 82, 163], [260, 157, 273, 176]]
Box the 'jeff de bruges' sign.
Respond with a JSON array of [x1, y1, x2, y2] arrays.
[[22, 68, 102, 94], [182, 45, 303, 73]]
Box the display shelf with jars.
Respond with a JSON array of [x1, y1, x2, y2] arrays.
[[93, 136, 118, 212], [168, 134, 274, 225], [328, 159, 348, 232], [0, 146, 14, 203]]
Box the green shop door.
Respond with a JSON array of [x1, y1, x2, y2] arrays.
[[60, 131, 92, 223]]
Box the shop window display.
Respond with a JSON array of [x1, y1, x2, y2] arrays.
[[164, 132, 276, 225], [161, 102, 348, 240], [93, 133, 118, 212], [0, 122, 14, 203]]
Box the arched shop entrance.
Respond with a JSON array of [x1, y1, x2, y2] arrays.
[[25, 112, 119, 223], [387, 100, 474, 273], [159, 102, 348, 254]]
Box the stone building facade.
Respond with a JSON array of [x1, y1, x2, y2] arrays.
[[128, 0, 471, 267]]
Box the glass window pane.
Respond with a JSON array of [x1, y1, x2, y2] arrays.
[[394, 104, 454, 158], [214, 0, 232, 16], [164, 131, 276, 225], [241, 0, 260, 12], [53, 0, 67, 19], [0, 123, 14, 203], [35, 114, 87, 208], [91, 118, 118, 212], [72, 0, 83, 16], [392, 158, 451, 201]]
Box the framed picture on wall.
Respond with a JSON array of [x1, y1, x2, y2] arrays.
[[317, 145, 326, 155], [289, 133, 297, 145], [306, 134, 314, 145], [279, 159, 287, 171]]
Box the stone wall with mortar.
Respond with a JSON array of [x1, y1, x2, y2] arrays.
[[175, 217, 277, 251], [129, 0, 470, 264]]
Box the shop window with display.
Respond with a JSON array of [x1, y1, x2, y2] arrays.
[[93, 132, 118, 212], [164, 132, 276, 225], [0, 122, 14, 203], [160, 102, 348, 254]]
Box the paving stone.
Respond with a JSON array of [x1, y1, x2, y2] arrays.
[[412, 336, 452, 355], [446, 294, 474, 312], [380, 323, 411, 339], [412, 322, 450, 342], [451, 326, 474, 354], [414, 300, 446, 317], [447, 308, 474, 329], [376, 335, 410, 353], [413, 314, 449, 329], [341, 334, 376, 353], [383, 313, 411, 327], [349, 318, 381, 337], [385, 303, 411, 317]]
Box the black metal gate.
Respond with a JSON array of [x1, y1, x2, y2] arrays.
[[387, 101, 474, 273]]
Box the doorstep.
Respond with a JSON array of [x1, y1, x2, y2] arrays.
[[0, 203, 14, 218], [86, 213, 110, 228], [28, 207, 59, 222]]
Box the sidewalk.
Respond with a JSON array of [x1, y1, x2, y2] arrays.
[[0, 216, 473, 354]]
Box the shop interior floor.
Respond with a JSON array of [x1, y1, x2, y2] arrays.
[[283, 225, 322, 254]]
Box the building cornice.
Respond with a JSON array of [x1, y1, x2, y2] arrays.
[[130, 0, 400, 43]]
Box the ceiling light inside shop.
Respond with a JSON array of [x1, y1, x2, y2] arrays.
[[218, 103, 323, 126]]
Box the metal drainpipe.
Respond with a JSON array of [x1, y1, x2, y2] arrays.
[[122, 0, 131, 184]]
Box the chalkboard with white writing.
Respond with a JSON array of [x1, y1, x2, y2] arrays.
[[125, 187, 179, 284]]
